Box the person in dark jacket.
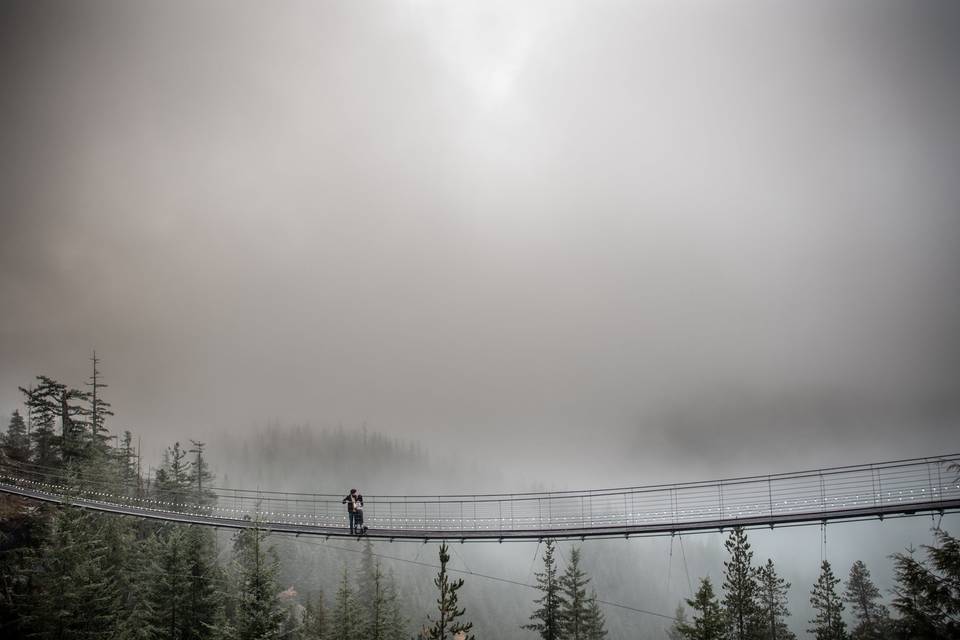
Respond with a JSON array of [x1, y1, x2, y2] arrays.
[[342, 488, 362, 534]]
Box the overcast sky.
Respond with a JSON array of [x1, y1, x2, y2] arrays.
[[1, 0, 958, 485]]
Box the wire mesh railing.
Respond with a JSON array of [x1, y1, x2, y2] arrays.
[[1, 454, 958, 538]]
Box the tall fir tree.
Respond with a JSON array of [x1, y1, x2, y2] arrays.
[[2, 409, 30, 462], [118, 430, 140, 495], [84, 351, 114, 457], [842, 560, 888, 640], [19, 506, 119, 639], [677, 577, 725, 640], [364, 560, 391, 640], [303, 591, 328, 640], [181, 526, 224, 640], [583, 591, 608, 640], [423, 543, 474, 640], [156, 443, 192, 512], [808, 560, 846, 640], [233, 524, 285, 640], [523, 539, 563, 640], [20, 376, 65, 469], [116, 528, 154, 640], [922, 528, 960, 636], [890, 528, 960, 639], [146, 526, 191, 639], [667, 604, 688, 640], [328, 565, 362, 640], [187, 441, 217, 507], [357, 537, 378, 629], [756, 559, 795, 640], [722, 527, 762, 640], [559, 546, 592, 640], [57, 383, 90, 466], [383, 568, 407, 640]]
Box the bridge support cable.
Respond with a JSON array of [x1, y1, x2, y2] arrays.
[[1, 454, 959, 541]]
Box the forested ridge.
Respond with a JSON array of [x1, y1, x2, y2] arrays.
[[1, 358, 958, 639]]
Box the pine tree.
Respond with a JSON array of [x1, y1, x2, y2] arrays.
[[523, 539, 563, 640], [182, 525, 224, 640], [559, 546, 591, 640], [116, 528, 154, 640], [722, 527, 762, 640], [20, 376, 65, 469], [19, 506, 119, 638], [328, 565, 362, 640], [756, 559, 795, 640], [583, 591, 608, 640], [357, 537, 377, 630], [890, 545, 940, 639], [119, 430, 140, 495], [2, 409, 30, 462], [424, 543, 474, 640], [365, 560, 391, 640], [843, 560, 888, 640], [84, 351, 114, 456], [233, 524, 285, 640], [304, 592, 328, 640], [677, 577, 725, 640], [187, 440, 217, 508], [890, 528, 960, 639], [809, 560, 846, 640], [667, 604, 688, 640], [57, 383, 90, 465], [384, 568, 407, 640], [146, 526, 191, 639], [156, 442, 192, 512]]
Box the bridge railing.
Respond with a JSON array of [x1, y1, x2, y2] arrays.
[[1, 455, 958, 534]]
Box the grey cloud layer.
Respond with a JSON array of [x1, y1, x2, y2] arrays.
[[1, 0, 958, 482]]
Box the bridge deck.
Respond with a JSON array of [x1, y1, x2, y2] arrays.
[[2, 454, 958, 541]]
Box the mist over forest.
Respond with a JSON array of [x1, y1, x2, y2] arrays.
[[3, 0, 960, 638]]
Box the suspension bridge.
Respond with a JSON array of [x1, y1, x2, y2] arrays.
[[1, 455, 958, 541]]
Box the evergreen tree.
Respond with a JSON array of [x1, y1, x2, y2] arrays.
[[328, 565, 362, 640], [523, 539, 563, 640], [357, 537, 377, 630], [722, 527, 762, 640], [677, 577, 725, 640], [890, 528, 960, 639], [156, 443, 191, 512], [667, 604, 688, 640], [118, 430, 140, 495], [809, 560, 846, 640], [19, 506, 119, 638], [146, 526, 191, 639], [116, 528, 154, 640], [559, 546, 591, 640], [756, 559, 795, 640], [187, 441, 217, 507], [57, 383, 90, 465], [233, 524, 285, 640], [20, 376, 65, 469], [843, 560, 888, 640], [83, 351, 114, 456], [383, 568, 407, 640], [890, 545, 940, 639], [181, 526, 224, 640], [303, 592, 328, 640], [583, 591, 607, 640], [423, 543, 474, 640], [2, 409, 30, 462], [364, 560, 391, 640]]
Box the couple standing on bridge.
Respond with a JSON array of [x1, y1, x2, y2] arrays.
[[342, 488, 367, 535]]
